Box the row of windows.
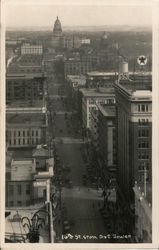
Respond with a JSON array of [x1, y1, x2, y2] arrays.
[[9, 200, 30, 207], [7, 130, 40, 137], [8, 68, 41, 73], [9, 138, 40, 145], [138, 129, 149, 137], [7, 93, 42, 98], [138, 173, 151, 183], [88, 99, 115, 105], [138, 142, 149, 148], [9, 184, 31, 195], [138, 162, 150, 171], [7, 81, 43, 86], [138, 152, 150, 160], [138, 119, 149, 125]]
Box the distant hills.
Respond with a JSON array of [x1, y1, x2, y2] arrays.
[[6, 25, 151, 32]]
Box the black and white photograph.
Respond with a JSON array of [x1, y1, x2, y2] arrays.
[[1, 0, 159, 247]]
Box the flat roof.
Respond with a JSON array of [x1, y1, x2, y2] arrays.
[[115, 81, 152, 99], [8, 148, 33, 159], [6, 100, 43, 108], [87, 71, 116, 76], [86, 71, 152, 77], [80, 87, 115, 97], [6, 72, 44, 79], [7, 113, 46, 126]]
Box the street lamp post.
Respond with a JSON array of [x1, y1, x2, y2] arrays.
[[21, 207, 54, 243], [21, 213, 45, 243]]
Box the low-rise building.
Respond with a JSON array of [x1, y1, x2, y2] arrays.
[[7, 54, 44, 74], [7, 158, 36, 207], [6, 112, 48, 148], [86, 71, 116, 88], [6, 146, 54, 208], [64, 59, 94, 77]]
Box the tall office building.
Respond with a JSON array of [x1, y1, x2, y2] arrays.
[[115, 77, 152, 205]]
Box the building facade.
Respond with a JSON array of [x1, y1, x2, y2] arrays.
[[80, 88, 115, 129], [6, 73, 45, 102], [6, 153, 54, 207], [97, 103, 116, 180], [115, 80, 152, 204], [7, 159, 36, 207], [6, 112, 48, 148], [86, 71, 116, 88], [64, 59, 94, 77], [21, 44, 43, 55]]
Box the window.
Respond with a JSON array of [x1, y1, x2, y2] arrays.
[[32, 130, 34, 136], [138, 104, 149, 112], [26, 184, 30, 195], [26, 200, 30, 206], [138, 119, 149, 125], [9, 201, 14, 206], [18, 131, 21, 137], [17, 184, 22, 195], [17, 201, 22, 206], [9, 185, 14, 195], [23, 131, 25, 136]]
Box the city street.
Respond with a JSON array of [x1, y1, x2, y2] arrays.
[[47, 75, 110, 243]]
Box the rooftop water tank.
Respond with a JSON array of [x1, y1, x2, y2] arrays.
[[119, 61, 128, 74]]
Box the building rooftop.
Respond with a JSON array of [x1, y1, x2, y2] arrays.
[[6, 100, 44, 108], [6, 72, 45, 79], [7, 113, 46, 126], [86, 71, 152, 77], [67, 75, 86, 80], [32, 146, 49, 158], [8, 148, 33, 159], [132, 90, 152, 97], [115, 80, 152, 100], [98, 103, 116, 117], [80, 87, 115, 97], [87, 71, 116, 77]]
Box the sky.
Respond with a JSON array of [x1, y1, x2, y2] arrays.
[[5, 0, 152, 28]]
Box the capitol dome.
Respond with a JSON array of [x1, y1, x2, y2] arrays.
[[53, 16, 62, 37]]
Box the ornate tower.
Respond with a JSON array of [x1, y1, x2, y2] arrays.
[[52, 16, 63, 49], [53, 16, 62, 37]]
